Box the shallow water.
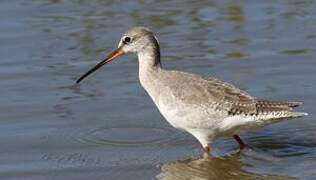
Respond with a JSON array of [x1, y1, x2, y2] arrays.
[[0, 0, 316, 179]]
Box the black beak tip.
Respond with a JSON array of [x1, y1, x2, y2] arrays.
[[74, 48, 124, 85], [75, 77, 84, 84]]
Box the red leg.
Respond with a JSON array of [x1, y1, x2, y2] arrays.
[[233, 134, 247, 150]]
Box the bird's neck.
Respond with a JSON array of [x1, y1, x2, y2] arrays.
[[138, 49, 161, 71], [137, 35, 161, 72], [137, 47, 161, 96]]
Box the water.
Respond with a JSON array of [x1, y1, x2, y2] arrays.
[[0, 0, 315, 179]]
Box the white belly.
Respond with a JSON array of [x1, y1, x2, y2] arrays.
[[155, 93, 260, 137]]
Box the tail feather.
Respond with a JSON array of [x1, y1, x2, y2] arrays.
[[256, 100, 303, 112], [281, 111, 308, 118], [257, 100, 302, 108], [255, 100, 307, 119], [285, 101, 303, 107]]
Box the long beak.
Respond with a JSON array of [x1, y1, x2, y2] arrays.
[[76, 48, 124, 84]]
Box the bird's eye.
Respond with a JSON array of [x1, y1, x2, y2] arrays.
[[123, 37, 131, 44]]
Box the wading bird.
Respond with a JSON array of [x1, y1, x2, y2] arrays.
[[76, 27, 307, 154]]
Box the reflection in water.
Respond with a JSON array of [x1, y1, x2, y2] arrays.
[[157, 156, 294, 180]]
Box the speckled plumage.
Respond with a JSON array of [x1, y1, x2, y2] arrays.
[[77, 26, 307, 153], [140, 68, 306, 147]]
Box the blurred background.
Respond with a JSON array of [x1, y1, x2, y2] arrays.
[[0, 0, 315, 179]]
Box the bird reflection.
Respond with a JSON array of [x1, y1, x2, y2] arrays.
[[157, 155, 292, 180]]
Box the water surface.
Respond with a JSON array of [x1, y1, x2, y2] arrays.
[[0, 0, 315, 179]]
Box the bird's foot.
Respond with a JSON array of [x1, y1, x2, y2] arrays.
[[235, 143, 253, 154]]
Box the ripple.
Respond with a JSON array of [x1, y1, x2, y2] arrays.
[[76, 126, 182, 147], [280, 48, 313, 55], [225, 51, 249, 59]]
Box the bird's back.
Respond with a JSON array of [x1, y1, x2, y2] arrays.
[[157, 70, 307, 121]]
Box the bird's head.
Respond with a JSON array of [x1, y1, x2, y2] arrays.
[[76, 26, 159, 84]]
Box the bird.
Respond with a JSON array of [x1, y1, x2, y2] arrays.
[[76, 27, 307, 155]]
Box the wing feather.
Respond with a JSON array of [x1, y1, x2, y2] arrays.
[[163, 71, 303, 116]]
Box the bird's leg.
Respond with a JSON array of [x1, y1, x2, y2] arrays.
[[203, 146, 211, 153], [202, 145, 212, 158], [233, 134, 249, 151]]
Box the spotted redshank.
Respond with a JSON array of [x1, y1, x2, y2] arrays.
[[76, 27, 307, 154]]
